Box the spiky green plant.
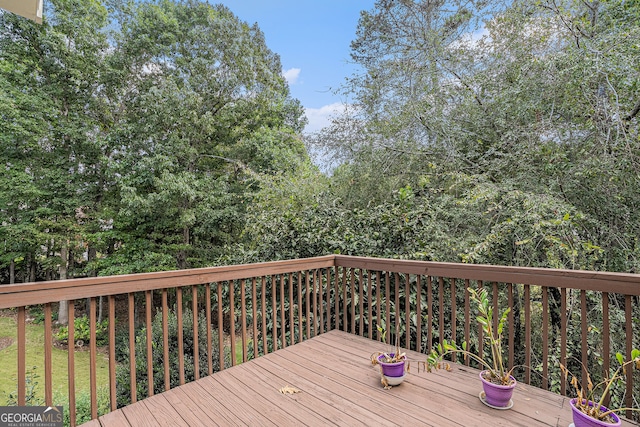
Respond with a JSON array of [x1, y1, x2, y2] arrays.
[[426, 286, 514, 386]]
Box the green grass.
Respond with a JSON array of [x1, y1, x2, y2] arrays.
[[0, 316, 110, 406]]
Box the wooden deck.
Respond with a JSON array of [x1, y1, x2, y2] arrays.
[[81, 330, 637, 427]]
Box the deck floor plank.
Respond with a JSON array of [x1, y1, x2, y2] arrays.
[[221, 357, 335, 426], [271, 342, 468, 426], [141, 391, 191, 426], [160, 383, 222, 427], [306, 331, 568, 426], [84, 330, 637, 427], [310, 331, 571, 426], [120, 398, 160, 427], [97, 408, 130, 426], [243, 358, 373, 427], [195, 375, 278, 426]]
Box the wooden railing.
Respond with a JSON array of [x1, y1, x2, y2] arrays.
[[1, 255, 639, 425]]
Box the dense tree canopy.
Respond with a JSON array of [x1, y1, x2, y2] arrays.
[[304, 0, 640, 272], [1, 0, 640, 284], [0, 0, 310, 282]]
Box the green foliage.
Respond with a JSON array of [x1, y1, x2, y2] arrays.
[[53, 387, 110, 427], [115, 306, 223, 408], [55, 316, 109, 346], [4, 366, 42, 406], [427, 287, 514, 385]]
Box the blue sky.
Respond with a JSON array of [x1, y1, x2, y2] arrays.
[[218, 0, 375, 133]]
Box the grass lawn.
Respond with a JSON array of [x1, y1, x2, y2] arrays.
[[0, 316, 110, 406]]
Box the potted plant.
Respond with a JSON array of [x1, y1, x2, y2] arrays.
[[371, 322, 408, 388], [561, 349, 640, 427], [426, 286, 516, 409]]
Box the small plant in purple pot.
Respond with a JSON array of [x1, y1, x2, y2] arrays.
[[561, 349, 640, 426]]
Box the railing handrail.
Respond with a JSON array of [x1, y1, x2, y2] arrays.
[[3, 254, 640, 310], [0, 255, 336, 309], [334, 255, 640, 295]]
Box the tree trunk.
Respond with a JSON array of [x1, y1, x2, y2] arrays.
[[9, 259, 15, 284], [58, 242, 69, 325]]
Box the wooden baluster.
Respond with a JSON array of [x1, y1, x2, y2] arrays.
[[261, 277, 267, 355], [624, 295, 633, 418], [439, 277, 444, 353], [334, 267, 340, 332], [358, 269, 364, 336], [342, 268, 348, 333], [17, 306, 26, 405], [297, 272, 303, 343], [241, 279, 248, 362], [230, 281, 236, 366], [406, 274, 411, 350], [385, 274, 390, 345], [427, 276, 433, 353], [68, 300, 76, 427], [218, 282, 225, 369], [280, 275, 285, 347], [192, 286, 199, 378], [394, 273, 400, 345], [580, 289, 587, 392], [416, 275, 422, 353], [271, 277, 278, 350], [367, 271, 373, 340], [44, 303, 53, 406], [162, 289, 170, 389], [525, 285, 532, 384], [128, 293, 136, 403], [450, 278, 456, 362], [177, 287, 185, 384], [146, 290, 154, 392], [560, 288, 567, 396], [508, 283, 514, 373], [90, 297, 98, 418], [206, 284, 213, 376], [541, 287, 549, 390], [313, 270, 318, 337], [477, 281, 483, 363], [492, 282, 499, 336], [306, 271, 312, 340], [601, 292, 610, 407], [108, 295, 116, 410], [464, 281, 471, 366], [320, 270, 325, 335], [252, 278, 258, 358], [376, 273, 381, 342], [289, 273, 295, 344]]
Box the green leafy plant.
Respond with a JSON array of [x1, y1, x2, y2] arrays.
[[426, 286, 515, 386], [4, 366, 42, 406], [55, 316, 109, 347], [561, 349, 640, 423]]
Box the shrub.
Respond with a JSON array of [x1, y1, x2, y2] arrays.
[[115, 306, 224, 408], [55, 316, 109, 346]]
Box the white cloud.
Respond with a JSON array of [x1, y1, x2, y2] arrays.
[[282, 68, 301, 85], [304, 102, 347, 134]]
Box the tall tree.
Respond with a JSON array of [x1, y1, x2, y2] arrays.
[[106, 0, 307, 270]]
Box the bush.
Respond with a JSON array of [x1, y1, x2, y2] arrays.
[[53, 387, 110, 427], [115, 306, 224, 408], [55, 316, 109, 346]]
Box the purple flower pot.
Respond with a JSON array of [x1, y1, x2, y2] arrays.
[[570, 399, 621, 427], [377, 354, 406, 377], [480, 370, 516, 408]]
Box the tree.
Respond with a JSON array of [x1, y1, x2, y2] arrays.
[[106, 0, 307, 270]]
